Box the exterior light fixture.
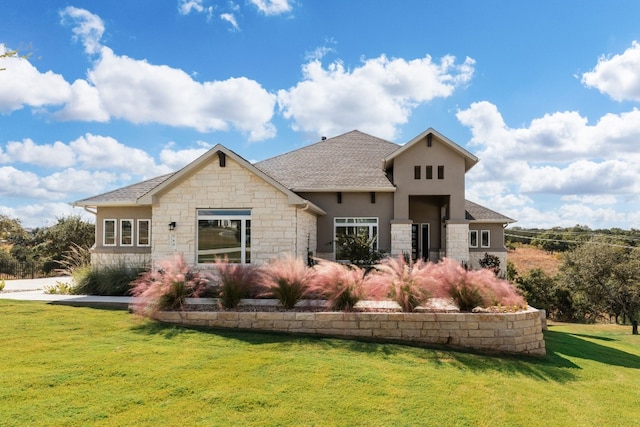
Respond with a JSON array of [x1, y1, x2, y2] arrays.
[[168, 221, 176, 231]]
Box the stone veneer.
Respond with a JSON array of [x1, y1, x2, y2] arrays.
[[390, 221, 413, 256], [445, 222, 470, 263], [151, 157, 317, 266], [153, 307, 546, 356]]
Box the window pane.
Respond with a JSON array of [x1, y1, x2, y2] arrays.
[[245, 220, 251, 264], [198, 219, 243, 263], [426, 166, 433, 179], [138, 220, 150, 246], [104, 220, 116, 246], [469, 231, 478, 248], [481, 230, 490, 247], [121, 220, 133, 245]]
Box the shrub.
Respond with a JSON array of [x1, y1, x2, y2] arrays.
[[370, 255, 444, 312], [212, 258, 261, 309], [44, 281, 75, 295], [260, 255, 314, 309], [335, 232, 386, 269], [131, 254, 211, 315], [0, 279, 5, 291], [309, 261, 387, 310], [73, 263, 145, 296]]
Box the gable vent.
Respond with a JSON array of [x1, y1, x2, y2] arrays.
[[427, 133, 433, 147], [217, 151, 226, 167]]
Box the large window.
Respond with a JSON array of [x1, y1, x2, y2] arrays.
[[197, 209, 251, 264], [104, 219, 116, 246], [137, 219, 151, 246], [334, 217, 378, 260]]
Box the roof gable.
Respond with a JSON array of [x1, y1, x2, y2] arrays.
[[384, 128, 478, 172], [72, 173, 175, 207], [255, 130, 398, 192]]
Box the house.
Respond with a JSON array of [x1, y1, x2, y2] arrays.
[[72, 128, 514, 270]]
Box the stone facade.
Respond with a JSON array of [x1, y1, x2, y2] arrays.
[[151, 157, 317, 266], [154, 307, 546, 356], [390, 221, 413, 257], [445, 222, 470, 263]]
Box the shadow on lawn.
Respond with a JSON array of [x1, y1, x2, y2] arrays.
[[131, 321, 640, 383]]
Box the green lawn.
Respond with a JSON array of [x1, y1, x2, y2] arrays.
[[1, 300, 638, 426]]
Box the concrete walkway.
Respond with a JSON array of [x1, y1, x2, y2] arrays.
[[0, 276, 133, 309]]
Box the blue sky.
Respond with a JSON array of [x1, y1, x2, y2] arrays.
[[2, 1, 640, 229]]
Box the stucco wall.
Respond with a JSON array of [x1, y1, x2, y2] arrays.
[[151, 157, 317, 266], [301, 191, 394, 260], [391, 134, 467, 221], [154, 307, 546, 356]]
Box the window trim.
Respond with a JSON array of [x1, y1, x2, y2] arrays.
[[333, 217, 379, 261], [137, 219, 151, 247], [469, 230, 478, 248], [197, 209, 251, 264], [120, 219, 134, 246], [103, 219, 117, 247], [481, 230, 490, 248]]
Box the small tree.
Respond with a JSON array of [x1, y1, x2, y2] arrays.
[[335, 231, 385, 269]]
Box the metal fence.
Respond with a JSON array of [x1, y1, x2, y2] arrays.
[[0, 261, 47, 280]]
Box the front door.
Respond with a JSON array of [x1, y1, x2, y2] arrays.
[[411, 223, 430, 261]]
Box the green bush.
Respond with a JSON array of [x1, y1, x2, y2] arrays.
[[0, 279, 5, 291], [74, 264, 145, 296]]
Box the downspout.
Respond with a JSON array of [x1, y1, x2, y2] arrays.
[[296, 202, 311, 258]]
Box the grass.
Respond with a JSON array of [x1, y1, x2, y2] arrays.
[[1, 301, 639, 426]]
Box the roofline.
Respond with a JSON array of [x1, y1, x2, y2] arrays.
[[70, 200, 142, 208], [293, 187, 396, 193], [468, 218, 517, 224], [383, 127, 479, 172], [136, 144, 326, 215]]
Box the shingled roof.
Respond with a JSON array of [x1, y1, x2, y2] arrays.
[[255, 130, 398, 192], [465, 200, 515, 223], [73, 173, 175, 206]]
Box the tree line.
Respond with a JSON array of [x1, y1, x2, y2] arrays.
[[0, 215, 94, 275], [507, 225, 640, 334]]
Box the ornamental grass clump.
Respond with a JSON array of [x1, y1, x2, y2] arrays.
[[260, 255, 314, 309], [131, 254, 211, 316], [309, 261, 387, 310], [431, 258, 526, 311], [212, 257, 261, 309], [370, 255, 443, 312]]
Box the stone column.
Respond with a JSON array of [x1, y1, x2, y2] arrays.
[[445, 222, 469, 264], [390, 220, 412, 257]]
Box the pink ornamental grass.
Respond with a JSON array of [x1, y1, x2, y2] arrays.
[[260, 255, 315, 309], [309, 261, 388, 310], [213, 257, 262, 309], [131, 253, 211, 316], [430, 258, 526, 311], [370, 255, 444, 312]]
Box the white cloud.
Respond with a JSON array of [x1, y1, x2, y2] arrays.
[[0, 203, 95, 229], [458, 100, 640, 228], [59, 6, 105, 55], [69, 133, 170, 177], [1, 138, 76, 168], [159, 145, 211, 170], [76, 47, 277, 140], [53, 79, 109, 121], [582, 40, 640, 102], [0, 44, 71, 113], [250, 0, 293, 15], [278, 54, 475, 140], [220, 13, 239, 30], [0, 167, 64, 200], [41, 168, 118, 194], [178, 0, 205, 14]]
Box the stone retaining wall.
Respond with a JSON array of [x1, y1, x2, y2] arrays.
[[154, 307, 546, 356]]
